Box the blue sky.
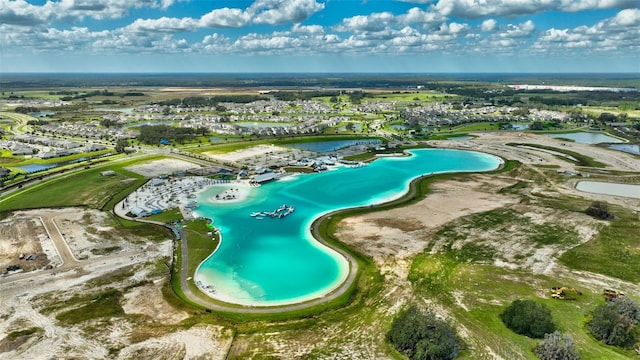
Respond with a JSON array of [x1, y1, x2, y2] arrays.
[[1, 0, 639, 73]]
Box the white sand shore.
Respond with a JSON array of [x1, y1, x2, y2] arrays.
[[207, 182, 254, 204]]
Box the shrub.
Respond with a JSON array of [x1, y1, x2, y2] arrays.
[[589, 297, 640, 348], [387, 305, 460, 360], [534, 331, 580, 360], [501, 299, 555, 338], [585, 201, 614, 220]]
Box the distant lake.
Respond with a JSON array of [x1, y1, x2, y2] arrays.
[[447, 136, 473, 141], [511, 124, 529, 130], [94, 107, 134, 114], [15, 157, 89, 173], [235, 122, 295, 129], [608, 144, 640, 155], [122, 120, 176, 129], [30, 111, 55, 118], [286, 138, 382, 152], [548, 132, 623, 144], [576, 181, 640, 199], [338, 123, 362, 131]]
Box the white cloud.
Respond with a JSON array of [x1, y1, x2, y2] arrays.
[[124, 17, 200, 34], [431, 0, 636, 19], [533, 8, 640, 54], [249, 0, 325, 25], [0, 0, 183, 26], [200, 8, 251, 28], [334, 12, 396, 32], [481, 19, 497, 32]]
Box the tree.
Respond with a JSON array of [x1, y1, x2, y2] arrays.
[[115, 139, 129, 153], [534, 331, 580, 360], [530, 121, 545, 130], [589, 297, 640, 348], [598, 112, 617, 123], [585, 201, 614, 220], [387, 305, 460, 360], [501, 299, 555, 338]]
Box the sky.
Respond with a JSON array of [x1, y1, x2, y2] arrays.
[[1, 0, 639, 73]]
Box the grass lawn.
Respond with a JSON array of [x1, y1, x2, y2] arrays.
[[560, 207, 640, 283], [448, 122, 502, 132], [0, 162, 146, 212], [145, 207, 184, 223]]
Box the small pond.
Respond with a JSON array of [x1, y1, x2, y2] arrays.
[[234, 122, 295, 129], [576, 181, 640, 199], [447, 136, 473, 141], [122, 121, 176, 129], [548, 132, 624, 144], [94, 107, 134, 114], [338, 123, 362, 131], [608, 144, 640, 155], [14, 156, 103, 173], [511, 124, 529, 131], [390, 124, 407, 131], [30, 111, 56, 118]]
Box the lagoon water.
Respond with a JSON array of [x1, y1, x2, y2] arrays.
[[194, 149, 501, 306]]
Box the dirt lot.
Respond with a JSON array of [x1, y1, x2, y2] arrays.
[[0, 217, 58, 274], [125, 158, 199, 178], [0, 208, 233, 360]]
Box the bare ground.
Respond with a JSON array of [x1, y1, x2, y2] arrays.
[[0, 208, 233, 360]]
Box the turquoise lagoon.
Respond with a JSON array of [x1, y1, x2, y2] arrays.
[[194, 149, 502, 306]]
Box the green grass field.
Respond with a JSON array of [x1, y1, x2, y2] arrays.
[[0, 166, 144, 212], [560, 207, 640, 283]]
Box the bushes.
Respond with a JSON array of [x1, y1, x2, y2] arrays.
[[534, 331, 580, 360], [585, 201, 614, 220], [501, 299, 555, 338], [387, 305, 460, 360], [589, 297, 640, 348]]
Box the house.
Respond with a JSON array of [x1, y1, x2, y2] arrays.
[[253, 172, 277, 183], [12, 146, 36, 156], [129, 207, 149, 217]]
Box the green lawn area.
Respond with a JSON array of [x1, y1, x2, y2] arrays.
[[560, 207, 640, 283], [0, 163, 145, 212], [145, 207, 184, 223]]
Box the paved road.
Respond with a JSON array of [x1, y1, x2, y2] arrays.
[[39, 214, 79, 268]]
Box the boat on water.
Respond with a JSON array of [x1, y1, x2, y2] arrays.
[[251, 204, 295, 219]]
